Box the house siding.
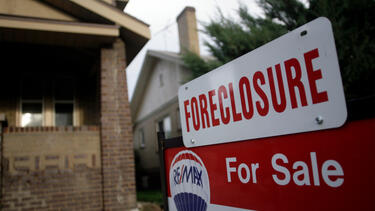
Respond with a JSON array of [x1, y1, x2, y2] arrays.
[[133, 99, 180, 189], [136, 60, 180, 121], [134, 99, 180, 169], [132, 54, 192, 188]]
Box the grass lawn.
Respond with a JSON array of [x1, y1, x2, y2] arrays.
[[137, 190, 163, 205]]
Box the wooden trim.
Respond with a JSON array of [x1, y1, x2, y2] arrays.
[[69, 0, 150, 39], [0, 15, 119, 36], [0, 0, 78, 22]]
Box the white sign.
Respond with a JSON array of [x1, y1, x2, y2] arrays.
[[178, 17, 347, 148]]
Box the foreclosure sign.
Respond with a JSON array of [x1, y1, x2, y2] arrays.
[[178, 17, 347, 148]]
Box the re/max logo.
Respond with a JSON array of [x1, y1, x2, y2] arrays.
[[173, 165, 203, 187]]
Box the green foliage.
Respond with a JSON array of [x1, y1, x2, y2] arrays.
[[183, 0, 375, 99], [182, 51, 222, 78], [137, 190, 163, 205], [306, 0, 375, 99]]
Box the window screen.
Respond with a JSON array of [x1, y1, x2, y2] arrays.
[[21, 103, 43, 127], [139, 129, 145, 148], [157, 116, 172, 138], [55, 103, 73, 126], [21, 78, 43, 127]]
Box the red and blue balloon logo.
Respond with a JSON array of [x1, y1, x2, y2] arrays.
[[169, 150, 210, 211]]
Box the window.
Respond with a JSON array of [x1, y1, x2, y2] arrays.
[[54, 79, 74, 126], [155, 116, 172, 153], [157, 116, 172, 139], [19, 77, 76, 127], [55, 103, 73, 126], [176, 108, 181, 130], [21, 103, 43, 127], [159, 73, 164, 87], [21, 79, 43, 127], [139, 129, 145, 148]]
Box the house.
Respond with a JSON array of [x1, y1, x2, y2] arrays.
[[130, 7, 200, 188], [0, 0, 150, 210]]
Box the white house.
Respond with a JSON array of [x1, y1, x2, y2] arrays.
[[130, 7, 200, 188]]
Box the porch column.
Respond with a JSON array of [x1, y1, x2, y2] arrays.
[[100, 38, 136, 210]]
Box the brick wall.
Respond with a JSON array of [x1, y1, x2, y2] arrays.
[[2, 169, 102, 211], [1, 127, 102, 211], [100, 38, 136, 210]]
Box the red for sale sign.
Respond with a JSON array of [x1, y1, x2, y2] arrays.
[[164, 118, 375, 211]]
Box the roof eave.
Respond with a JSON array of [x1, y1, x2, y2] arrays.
[[130, 54, 156, 121], [115, 0, 129, 11], [0, 15, 119, 37], [68, 0, 150, 62], [130, 50, 185, 121], [42, 0, 150, 63], [68, 0, 150, 39]]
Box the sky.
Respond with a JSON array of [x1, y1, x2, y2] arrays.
[[124, 0, 263, 99]]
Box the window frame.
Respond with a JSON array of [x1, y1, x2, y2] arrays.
[[139, 128, 145, 149], [53, 78, 76, 127], [54, 101, 75, 126], [18, 77, 78, 127], [156, 115, 172, 138], [20, 79, 44, 127], [159, 73, 164, 87], [20, 99, 44, 127]]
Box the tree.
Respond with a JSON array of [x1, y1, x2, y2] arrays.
[[183, 0, 375, 99]]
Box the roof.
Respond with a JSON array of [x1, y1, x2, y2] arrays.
[[130, 50, 184, 120], [0, 0, 150, 63], [148, 50, 184, 65], [130, 50, 216, 120]]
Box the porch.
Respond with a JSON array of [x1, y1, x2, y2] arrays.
[[0, 22, 135, 211]]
